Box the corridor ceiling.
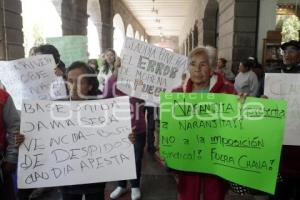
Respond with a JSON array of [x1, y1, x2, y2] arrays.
[[122, 0, 193, 36]]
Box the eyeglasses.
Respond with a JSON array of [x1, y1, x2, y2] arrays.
[[281, 49, 300, 55]]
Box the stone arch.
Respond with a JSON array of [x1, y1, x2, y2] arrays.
[[126, 24, 134, 38], [22, 0, 62, 56], [87, 0, 102, 57], [87, 0, 102, 23], [203, 0, 219, 47], [113, 13, 125, 56], [135, 31, 140, 40], [141, 35, 144, 41], [113, 0, 148, 43]]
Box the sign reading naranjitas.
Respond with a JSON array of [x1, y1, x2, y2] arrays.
[[160, 93, 287, 194]]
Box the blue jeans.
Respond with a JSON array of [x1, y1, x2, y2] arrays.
[[145, 106, 156, 151], [118, 133, 146, 188]]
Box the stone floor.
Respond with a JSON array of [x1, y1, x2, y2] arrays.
[[26, 151, 269, 200]]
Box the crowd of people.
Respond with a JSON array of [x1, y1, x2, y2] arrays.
[[0, 39, 300, 200]]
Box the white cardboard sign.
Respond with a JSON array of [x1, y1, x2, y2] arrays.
[[117, 37, 187, 104], [264, 73, 300, 145], [0, 55, 67, 109], [18, 97, 136, 188]]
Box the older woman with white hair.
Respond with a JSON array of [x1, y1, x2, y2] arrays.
[[172, 46, 236, 200]]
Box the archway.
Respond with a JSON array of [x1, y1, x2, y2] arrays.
[[87, 19, 100, 58], [21, 0, 62, 56], [87, 0, 101, 57], [135, 31, 140, 40], [113, 14, 125, 56], [126, 24, 134, 38], [203, 0, 219, 47], [141, 35, 144, 41]]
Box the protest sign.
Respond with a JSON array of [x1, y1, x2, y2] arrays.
[[160, 93, 287, 194], [0, 55, 67, 110], [117, 37, 187, 104], [46, 35, 88, 67], [264, 73, 300, 145], [18, 96, 136, 188]]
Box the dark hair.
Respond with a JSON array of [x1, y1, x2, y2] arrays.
[[240, 60, 254, 71], [247, 57, 262, 69], [88, 59, 99, 73], [67, 61, 100, 97], [281, 40, 300, 50], [35, 44, 66, 71], [218, 58, 227, 65], [102, 48, 116, 74]]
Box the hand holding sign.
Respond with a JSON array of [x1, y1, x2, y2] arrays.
[[117, 37, 188, 104], [18, 97, 136, 188], [160, 93, 287, 194], [0, 55, 67, 109], [264, 73, 300, 145]]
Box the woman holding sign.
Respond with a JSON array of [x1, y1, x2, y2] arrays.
[[172, 46, 236, 200], [97, 48, 116, 93], [34, 44, 67, 79], [59, 62, 105, 200], [103, 57, 146, 200]]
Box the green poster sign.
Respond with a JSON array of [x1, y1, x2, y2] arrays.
[[46, 36, 88, 67], [160, 93, 287, 194]]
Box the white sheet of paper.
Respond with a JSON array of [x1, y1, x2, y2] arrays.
[[0, 55, 67, 109], [18, 96, 136, 188], [117, 37, 187, 104], [264, 73, 300, 146]]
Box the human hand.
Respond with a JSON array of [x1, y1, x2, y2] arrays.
[[237, 93, 248, 103], [15, 133, 25, 147], [55, 67, 64, 77], [128, 132, 136, 144]]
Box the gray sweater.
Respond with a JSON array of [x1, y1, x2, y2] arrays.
[[2, 95, 20, 164], [234, 70, 259, 97]]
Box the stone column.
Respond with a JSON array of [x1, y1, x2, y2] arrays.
[[61, 0, 88, 35], [231, 0, 259, 74], [218, 0, 259, 74], [0, 0, 24, 60], [99, 0, 113, 52], [96, 22, 114, 53]]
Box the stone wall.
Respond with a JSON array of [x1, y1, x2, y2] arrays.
[[0, 0, 24, 60], [231, 0, 259, 73], [179, 0, 259, 74]]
